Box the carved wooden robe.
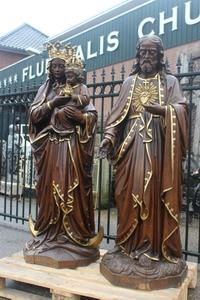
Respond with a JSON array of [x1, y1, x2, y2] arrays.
[[104, 73, 188, 262], [28, 79, 98, 253]]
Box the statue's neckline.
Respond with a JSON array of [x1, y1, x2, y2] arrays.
[[137, 73, 158, 80]]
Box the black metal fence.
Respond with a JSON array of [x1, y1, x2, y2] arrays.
[[0, 59, 200, 262]]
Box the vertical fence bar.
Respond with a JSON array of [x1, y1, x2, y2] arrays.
[[184, 58, 194, 260], [92, 70, 96, 107], [15, 104, 23, 223], [21, 100, 28, 225], [97, 69, 106, 231], [3, 104, 11, 220], [9, 105, 16, 221], [106, 66, 116, 243], [176, 55, 182, 74]]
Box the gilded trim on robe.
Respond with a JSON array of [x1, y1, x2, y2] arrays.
[[161, 104, 181, 262], [116, 218, 139, 246], [76, 113, 96, 144], [117, 118, 139, 161], [105, 76, 137, 129]]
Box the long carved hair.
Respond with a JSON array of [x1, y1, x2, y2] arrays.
[[130, 35, 171, 83]]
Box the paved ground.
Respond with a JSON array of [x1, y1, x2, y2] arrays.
[[0, 208, 199, 299]]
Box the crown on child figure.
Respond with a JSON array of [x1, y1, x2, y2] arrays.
[[64, 44, 85, 71], [46, 42, 84, 70]]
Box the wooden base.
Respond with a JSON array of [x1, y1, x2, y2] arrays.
[[24, 246, 100, 269], [0, 251, 197, 300], [100, 261, 188, 291], [100, 251, 188, 290]]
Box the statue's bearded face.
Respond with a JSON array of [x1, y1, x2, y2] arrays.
[[139, 40, 159, 76]]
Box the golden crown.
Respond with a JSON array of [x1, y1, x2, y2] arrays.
[[65, 44, 85, 71], [46, 42, 67, 61], [46, 42, 84, 70]]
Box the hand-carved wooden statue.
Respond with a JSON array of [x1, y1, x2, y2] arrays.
[[24, 42, 103, 269], [99, 35, 188, 290]]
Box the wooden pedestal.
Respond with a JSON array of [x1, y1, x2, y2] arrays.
[[0, 250, 197, 300]]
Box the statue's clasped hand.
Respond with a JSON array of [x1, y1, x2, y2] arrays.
[[65, 107, 85, 124], [143, 103, 165, 116], [52, 95, 70, 108]]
